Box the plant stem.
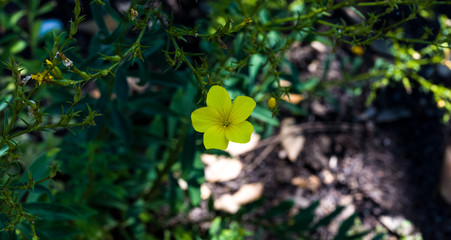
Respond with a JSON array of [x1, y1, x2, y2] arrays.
[[144, 121, 187, 200]]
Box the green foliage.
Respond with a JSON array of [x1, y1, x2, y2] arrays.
[[1, 0, 450, 239]]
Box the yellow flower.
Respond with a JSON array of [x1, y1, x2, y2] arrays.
[[31, 71, 54, 85], [191, 85, 256, 150]]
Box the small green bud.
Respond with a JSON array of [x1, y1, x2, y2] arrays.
[[50, 67, 64, 80], [74, 88, 82, 103], [49, 164, 59, 178], [45, 60, 64, 79], [53, 79, 73, 86], [100, 69, 109, 77], [73, 67, 90, 79], [104, 55, 122, 62], [79, 71, 90, 79]]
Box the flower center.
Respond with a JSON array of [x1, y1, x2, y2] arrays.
[[222, 119, 231, 128]]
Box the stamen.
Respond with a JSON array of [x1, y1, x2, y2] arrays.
[[223, 119, 231, 127]]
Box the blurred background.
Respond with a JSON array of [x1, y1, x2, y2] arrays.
[[2, 0, 451, 239]]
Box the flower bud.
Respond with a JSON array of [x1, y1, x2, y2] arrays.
[[46, 59, 64, 79], [130, 8, 138, 20], [100, 69, 109, 77], [53, 79, 73, 86], [351, 46, 364, 56], [268, 97, 277, 109], [76, 70, 90, 79], [105, 55, 122, 62]]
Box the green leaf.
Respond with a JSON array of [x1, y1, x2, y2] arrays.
[[26, 185, 55, 203], [30, 20, 41, 50], [101, 21, 128, 44], [0, 94, 13, 111], [113, 68, 129, 104], [321, 55, 335, 80], [348, 6, 366, 21], [36, 1, 55, 16], [281, 102, 308, 116], [22, 202, 83, 221], [333, 213, 357, 240], [264, 200, 294, 219], [188, 178, 201, 206], [180, 128, 197, 179], [128, 96, 182, 117], [209, 217, 222, 236], [235, 198, 265, 219], [371, 233, 386, 240], [142, 37, 165, 57], [0, 144, 9, 158], [345, 230, 370, 240], [296, 77, 319, 92], [148, 71, 185, 87], [266, 31, 282, 48], [9, 10, 25, 27], [4, 107, 8, 133], [110, 103, 132, 145], [19, 149, 60, 184], [0, 214, 17, 240], [91, 184, 129, 211], [249, 54, 266, 83], [36, 224, 81, 239], [288, 200, 320, 232], [10, 40, 26, 54], [16, 223, 50, 240], [251, 105, 279, 126], [311, 206, 345, 230], [90, 3, 108, 36]]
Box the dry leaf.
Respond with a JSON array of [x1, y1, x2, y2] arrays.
[[214, 183, 264, 214], [279, 79, 292, 87], [89, 88, 101, 99], [379, 215, 415, 236], [127, 76, 149, 94], [320, 169, 335, 184], [280, 118, 305, 162], [226, 132, 260, 157], [282, 94, 304, 104], [214, 194, 240, 214], [204, 157, 243, 182], [311, 100, 328, 116], [200, 183, 211, 200], [232, 182, 264, 205], [200, 154, 217, 165], [177, 178, 188, 190], [291, 175, 321, 192], [311, 41, 330, 53]]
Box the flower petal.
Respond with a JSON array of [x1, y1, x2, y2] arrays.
[[191, 107, 221, 132], [225, 121, 254, 143], [204, 126, 229, 150], [206, 86, 232, 119], [229, 96, 256, 124]]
